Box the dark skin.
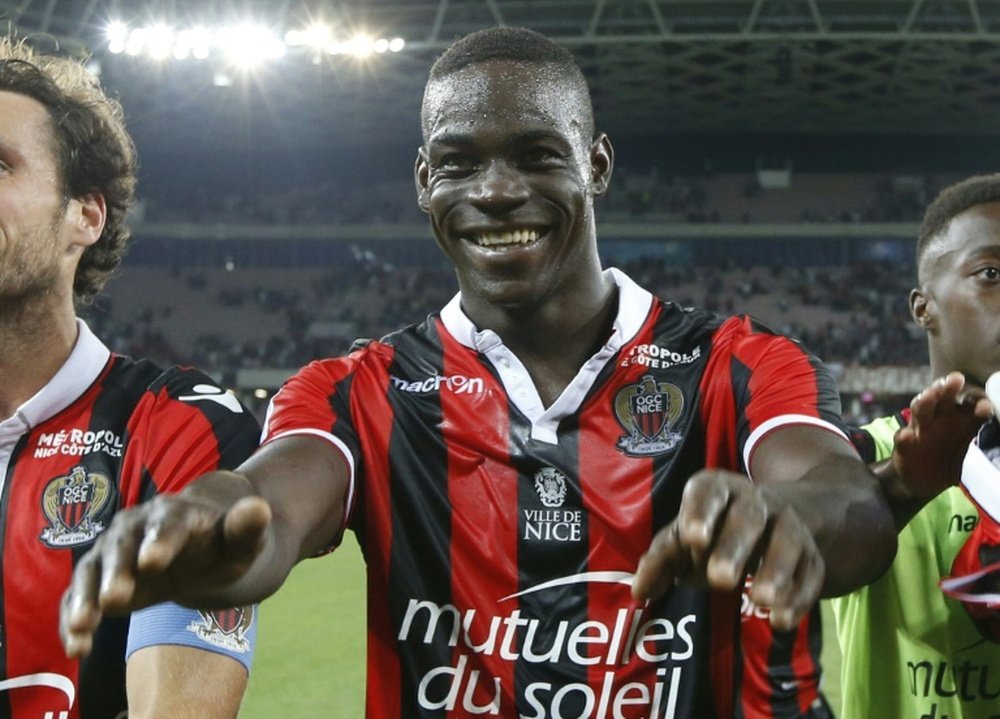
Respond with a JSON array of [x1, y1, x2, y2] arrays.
[[870, 200, 1000, 529], [60, 59, 898, 657]]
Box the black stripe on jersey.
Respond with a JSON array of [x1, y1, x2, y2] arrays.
[[656, 395, 723, 717], [73, 357, 157, 719], [510, 421, 590, 715], [650, 305, 736, 717], [384, 322, 454, 717], [0, 433, 30, 719]]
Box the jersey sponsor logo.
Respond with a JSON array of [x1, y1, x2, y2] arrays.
[[948, 513, 979, 533], [0, 672, 75, 717], [614, 375, 685, 457], [740, 578, 771, 622], [187, 606, 254, 653], [178, 384, 244, 413], [619, 343, 701, 370], [397, 573, 695, 717], [906, 657, 1000, 707], [39, 466, 112, 548], [33, 428, 123, 459], [390, 373, 485, 396]]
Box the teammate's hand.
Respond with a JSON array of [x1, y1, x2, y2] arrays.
[[630, 469, 823, 631], [60, 493, 271, 658], [891, 371, 992, 502]]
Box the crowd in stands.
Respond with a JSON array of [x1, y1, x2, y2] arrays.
[[137, 170, 956, 227], [84, 248, 923, 398], [89, 166, 944, 421]]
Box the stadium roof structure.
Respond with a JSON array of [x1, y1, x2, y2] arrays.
[[2, 0, 1000, 146]]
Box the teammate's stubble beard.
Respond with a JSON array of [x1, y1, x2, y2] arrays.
[[0, 199, 72, 329]]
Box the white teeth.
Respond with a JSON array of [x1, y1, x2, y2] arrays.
[[475, 229, 539, 247]]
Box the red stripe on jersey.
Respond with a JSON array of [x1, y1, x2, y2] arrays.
[[6, 441, 89, 719], [791, 613, 819, 714], [733, 321, 823, 443], [347, 351, 404, 719], [264, 358, 347, 442], [580, 308, 659, 702], [438, 320, 519, 716], [699, 316, 827, 719], [120, 386, 222, 504]]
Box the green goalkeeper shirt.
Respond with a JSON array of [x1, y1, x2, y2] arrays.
[[831, 414, 999, 719]]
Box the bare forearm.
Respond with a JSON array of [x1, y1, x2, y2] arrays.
[[765, 455, 896, 596], [869, 458, 934, 531]]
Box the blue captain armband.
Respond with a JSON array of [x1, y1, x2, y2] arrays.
[[125, 602, 257, 673]]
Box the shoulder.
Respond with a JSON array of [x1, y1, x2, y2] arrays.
[[119, 359, 257, 433]]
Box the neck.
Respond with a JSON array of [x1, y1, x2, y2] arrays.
[[462, 267, 617, 407], [0, 296, 78, 420]]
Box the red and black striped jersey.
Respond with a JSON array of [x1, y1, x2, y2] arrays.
[[0, 321, 260, 719], [263, 269, 849, 719]]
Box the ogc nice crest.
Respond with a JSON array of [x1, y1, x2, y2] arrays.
[[189, 607, 255, 653], [614, 374, 685, 457], [40, 465, 112, 548]]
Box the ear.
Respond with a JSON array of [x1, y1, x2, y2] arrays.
[[589, 133, 614, 196], [414, 148, 430, 213], [71, 192, 106, 249], [910, 287, 935, 332]]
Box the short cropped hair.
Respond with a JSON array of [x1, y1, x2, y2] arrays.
[[0, 37, 137, 305], [422, 26, 594, 141], [918, 174, 1000, 266]]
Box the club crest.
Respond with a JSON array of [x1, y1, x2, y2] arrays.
[[189, 606, 255, 653], [40, 465, 112, 548], [614, 374, 685, 457], [534, 467, 568, 508]]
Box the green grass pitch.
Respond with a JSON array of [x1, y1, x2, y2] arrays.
[[240, 539, 367, 717]]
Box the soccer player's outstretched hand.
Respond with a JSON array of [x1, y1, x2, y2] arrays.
[[631, 470, 822, 632], [60, 488, 271, 658], [889, 371, 992, 502]]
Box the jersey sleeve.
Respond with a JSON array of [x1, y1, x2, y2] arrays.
[[704, 316, 852, 476], [260, 356, 366, 545], [125, 602, 257, 672], [119, 366, 262, 667], [120, 366, 261, 504]]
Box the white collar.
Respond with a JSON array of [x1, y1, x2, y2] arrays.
[[4, 319, 111, 431], [438, 268, 653, 444], [440, 267, 652, 353]]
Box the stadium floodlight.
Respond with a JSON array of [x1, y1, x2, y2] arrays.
[[106, 21, 128, 50], [287, 22, 332, 51], [388, 37, 405, 52], [146, 24, 174, 60], [373, 38, 389, 54], [216, 24, 286, 67], [346, 33, 374, 58], [188, 27, 213, 59], [125, 28, 147, 56]]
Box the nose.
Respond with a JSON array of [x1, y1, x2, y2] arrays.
[[468, 160, 530, 212]]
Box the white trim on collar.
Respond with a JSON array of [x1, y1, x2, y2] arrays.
[[12, 319, 111, 430], [438, 268, 654, 444], [962, 442, 1000, 523], [439, 267, 653, 352]]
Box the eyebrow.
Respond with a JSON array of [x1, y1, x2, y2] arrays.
[[428, 128, 571, 148]]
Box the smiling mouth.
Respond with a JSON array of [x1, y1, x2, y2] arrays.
[[471, 229, 541, 248]]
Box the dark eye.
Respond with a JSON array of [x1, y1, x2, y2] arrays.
[[433, 153, 476, 178], [521, 147, 562, 168], [976, 266, 1000, 281]]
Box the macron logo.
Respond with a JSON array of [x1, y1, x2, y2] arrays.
[[178, 384, 244, 413]]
